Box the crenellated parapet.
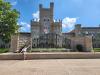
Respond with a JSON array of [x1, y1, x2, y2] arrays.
[[31, 19, 39, 23], [31, 19, 40, 26], [54, 19, 62, 22]]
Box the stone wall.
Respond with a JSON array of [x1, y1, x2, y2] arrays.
[[0, 52, 100, 60], [74, 24, 100, 48], [0, 53, 23, 60], [69, 36, 93, 52], [10, 34, 19, 52], [10, 34, 32, 52]]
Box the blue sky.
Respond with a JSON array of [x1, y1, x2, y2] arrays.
[[5, 0, 100, 32]]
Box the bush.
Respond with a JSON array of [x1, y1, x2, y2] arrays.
[[76, 44, 83, 52]]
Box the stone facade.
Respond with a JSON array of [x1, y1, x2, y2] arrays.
[[2, 2, 93, 52], [69, 36, 93, 52], [10, 34, 19, 52], [30, 2, 93, 51], [10, 33, 32, 52], [70, 24, 100, 48], [31, 2, 62, 48]]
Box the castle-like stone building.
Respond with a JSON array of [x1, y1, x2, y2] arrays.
[[0, 2, 97, 52], [31, 2, 62, 48]]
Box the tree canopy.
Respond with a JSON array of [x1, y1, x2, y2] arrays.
[[0, 0, 20, 43]]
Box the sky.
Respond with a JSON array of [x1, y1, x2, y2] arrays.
[[5, 0, 100, 32]]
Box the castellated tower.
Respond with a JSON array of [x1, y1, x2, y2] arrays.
[[39, 2, 62, 34], [31, 2, 62, 48]]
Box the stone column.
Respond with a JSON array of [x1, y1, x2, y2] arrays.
[[10, 34, 19, 52], [29, 37, 32, 51], [84, 36, 93, 52]]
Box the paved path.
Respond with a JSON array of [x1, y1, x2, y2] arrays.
[[0, 59, 100, 75]]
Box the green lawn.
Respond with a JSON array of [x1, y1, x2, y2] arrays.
[[31, 48, 100, 52], [93, 48, 100, 52], [0, 48, 9, 53], [30, 48, 70, 52]]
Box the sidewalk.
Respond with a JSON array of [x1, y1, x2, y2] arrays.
[[0, 59, 100, 75]]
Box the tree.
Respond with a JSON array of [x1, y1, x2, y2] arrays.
[[0, 0, 20, 43]]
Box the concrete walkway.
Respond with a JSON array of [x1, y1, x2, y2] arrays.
[[0, 59, 100, 75]]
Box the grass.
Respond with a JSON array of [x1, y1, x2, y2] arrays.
[[94, 48, 100, 52], [0, 48, 9, 53], [30, 48, 71, 52]]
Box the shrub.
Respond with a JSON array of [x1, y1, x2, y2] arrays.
[[76, 44, 83, 52]]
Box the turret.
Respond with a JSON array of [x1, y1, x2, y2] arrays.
[[50, 2, 54, 21], [39, 4, 42, 9], [75, 24, 81, 30], [50, 2, 54, 9]]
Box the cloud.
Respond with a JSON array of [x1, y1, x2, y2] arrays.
[[62, 17, 78, 32], [27, 24, 31, 28], [32, 11, 39, 19], [62, 17, 78, 28], [11, 1, 17, 6], [18, 22, 30, 32], [20, 22, 30, 28], [19, 27, 26, 32]]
